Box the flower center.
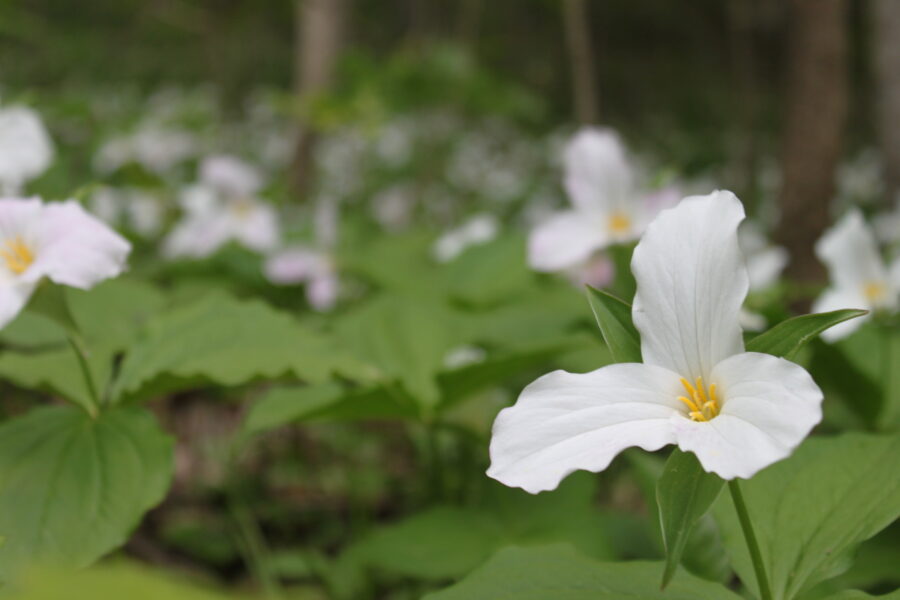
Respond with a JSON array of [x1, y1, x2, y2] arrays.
[[863, 281, 888, 305], [231, 199, 254, 220], [0, 237, 34, 275], [678, 376, 720, 422], [607, 212, 632, 235]]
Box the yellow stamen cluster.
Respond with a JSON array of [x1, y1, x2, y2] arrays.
[[678, 376, 720, 422], [0, 238, 34, 275], [607, 212, 632, 235], [863, 281, 888, 305]]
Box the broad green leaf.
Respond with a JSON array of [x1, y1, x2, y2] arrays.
[[346, 473, 619, 583], [810, 340, 882, 428], [112, 292, 370, 402], [424, 544, 742, 600], [656, 449, 725, 588], [0, 340, 117, 414], [243, 382, 419, 435], [349, 507, 504, 580], [446, 234, 531, 306], [816, 593, 900, 600], [11, 562, 241, 600], [0, 406, 173, 580], [334, 295, 463, 414], [585, 286, 641, 363], [713, 433, 900, 600], [746, 309, 867, 359]]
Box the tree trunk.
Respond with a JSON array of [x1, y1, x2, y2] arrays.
[[562, 0, 599, 124], [776, 0, 847, 287], [872, 0, 900, 207], [291, 0, 347, 196]]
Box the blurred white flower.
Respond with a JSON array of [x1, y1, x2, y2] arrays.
[[0, 106, 54, 194], [567, 253, 616, 289], [489, 192, 823, 493], [371, 185, 416, 232], [433, 214, 499, 263], [89, 186, 165, 239], [94, 126, 196, 176], [528, 127, 678, 272], [739, 222, 788, 292], [873, 198, 900, 247], [200, 154, 263, 198], [443, 345, 487, 369], [813, 210, 899, 341], [0, 197, 130, 328], [264, 198, 340, 311]]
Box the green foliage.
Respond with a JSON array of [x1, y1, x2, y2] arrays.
[[713, 433, 900, 600], [423, 544, 742, 600], [746, 310, 868, 359], [656, 449, 725, 588], [0, 406, 173, 581], [585, 286, 641, 363], [10, 563, 241, 600], [112, 291, 370, 403]]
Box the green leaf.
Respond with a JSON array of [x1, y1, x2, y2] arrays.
[[242, 382, 419, 435], [746, 309, 867, 359], [446, 234, 531, 306], [424, 544, 742, 600], [657, 449, 725, 588], [713, 433, 900, 600], [0, 406, 173, 580], [11, 562, 239, 600], [334, 295, 463, 414], [585, 286, 641, 363], [0, 340, 116, 414], [349, 507, 504, 580], [112, 292, 370, 403]]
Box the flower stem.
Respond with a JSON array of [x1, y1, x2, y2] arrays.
[[67, 334, 100, 418], [728, 480, 773, 600]]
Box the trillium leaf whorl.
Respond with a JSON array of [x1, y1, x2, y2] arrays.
[[488, 191, 824, 493]]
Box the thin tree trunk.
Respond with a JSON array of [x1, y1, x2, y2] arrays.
[[291, 0, 347, 196], [562, 0, 599, 124], [776, 0, 847, 287], [872, 0, 900, 207]]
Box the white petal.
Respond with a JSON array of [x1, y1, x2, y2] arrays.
[[528, 210, 606, 272], [0, 107, 54, 189], [632, 190, 748, 380], [307, 270, 339, 311], [200, 154, 263, 198], [674, 352, 822, 480], [234, 203, 280, 252], [264, 247, 324, 284], [162, 214, 230, 259], [30, 201, 130, 289], [0, 280, 38, 329], [563, 127, 633, 215], [812, 287, 871, 342], [816, 210, 887, 291], [745, 244, 788, 291], [487, 363, 682, 493], [891, 255, 900, 289]]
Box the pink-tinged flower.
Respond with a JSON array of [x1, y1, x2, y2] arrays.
[[0, 107, 54, 194], [489, 191, 823, 493], [813, 209, 900, 341], [200, 154, 264, 198], [264, 198, 340, 311], [0, 197, 130, 328], [528, 127, 678, 272]]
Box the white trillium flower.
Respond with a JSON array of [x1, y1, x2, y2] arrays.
[[812, 210, 900, 342], [433, 214, 499, 263], [0, 197, 130, 328], [489, 191, 823, 493], [0, 106, 54, 194], [163, 157, 279, 259], [528, 127, 677, 272]]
